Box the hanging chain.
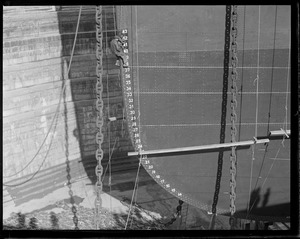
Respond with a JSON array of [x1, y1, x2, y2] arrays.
[[210, 6, 232, 225], [229, 5, 238, 228], [164, 200, 184, 228], [95, 5, 104, 230], [64, 79, 79, 229]]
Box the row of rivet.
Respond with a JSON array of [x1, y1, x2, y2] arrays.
[[119, 29, 184, 200], [119, 31, 231, 215]]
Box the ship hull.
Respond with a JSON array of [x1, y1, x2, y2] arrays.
[[119, 5, 291, 221]]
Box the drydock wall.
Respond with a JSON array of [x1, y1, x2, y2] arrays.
[[3, 6, 134, 207]]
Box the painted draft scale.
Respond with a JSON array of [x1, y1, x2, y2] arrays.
[[120, 6, 291, 222]]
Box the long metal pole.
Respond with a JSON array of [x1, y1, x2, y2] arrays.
[[269, 129, 290, 138], [128, 138, 270, 156]]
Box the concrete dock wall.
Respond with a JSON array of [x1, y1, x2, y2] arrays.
[[3, 6, 133, 183]]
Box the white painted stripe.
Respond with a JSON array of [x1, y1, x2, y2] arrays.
[[3, 31, 97, 42], [129, 65, 289, 69], [138, 91, 290, 95], [142, 123, 291, 127], [269, 158, 290, 161], [284, 26, 291, 132], [136, 48, 289, 53]]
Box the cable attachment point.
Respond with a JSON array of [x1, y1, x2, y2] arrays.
[[108, 117, 117, 122], [253, 137, 258, 144], [109, 116, 126, 122], [138, 153, 146, 166], [253, 75, 259, 85], [280, 128, 289, 139], [108, 175, 111, 186], [281, 137, 286, 148]]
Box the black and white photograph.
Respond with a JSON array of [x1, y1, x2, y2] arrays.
[[2, 4, 297, 236]]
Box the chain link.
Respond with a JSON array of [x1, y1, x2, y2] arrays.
[[210, 5, 232, 220], [164, 200, 184, 228], [63, 76, 79, 229], [229, 5, 238, 229], [95, 5, 104, 230]]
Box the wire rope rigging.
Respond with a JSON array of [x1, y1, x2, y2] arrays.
[[246, 7, 291, 220], [124, 157, 142, 230], [247, 5, 261, 217], [246, 5, 276, 220]]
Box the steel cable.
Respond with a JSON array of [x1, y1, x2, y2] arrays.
[[125, 158, 141, 230], [247, 5, 261, 215]]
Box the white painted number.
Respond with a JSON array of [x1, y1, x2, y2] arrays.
[[132, 127, 138, 132]]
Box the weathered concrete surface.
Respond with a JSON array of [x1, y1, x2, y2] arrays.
[[3, 176, 129, 220], [3, 6, 133, 181], [3, 165, 230, 230], [3, 6, 137, 226]]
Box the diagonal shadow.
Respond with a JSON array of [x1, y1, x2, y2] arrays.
[[62, 73, 79, 230], [58, 6, 84, 230], [223, 186, 290, 222]]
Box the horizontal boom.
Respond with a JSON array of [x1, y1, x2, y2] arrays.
[[128, 138, 270, 156]]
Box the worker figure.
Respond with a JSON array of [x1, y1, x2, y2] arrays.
[[110, 35, 128, 67]]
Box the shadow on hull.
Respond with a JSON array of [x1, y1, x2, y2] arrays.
[[224, 202, 290, 222]]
